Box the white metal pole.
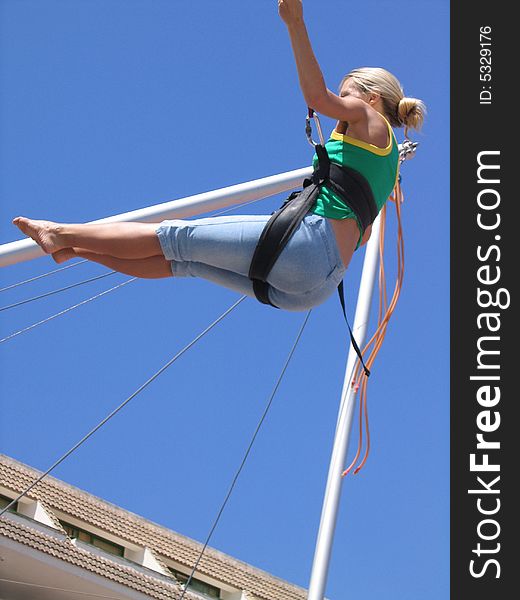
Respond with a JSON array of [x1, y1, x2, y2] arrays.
[[307, 213, 382, 600], [0, 166, 313, 267]]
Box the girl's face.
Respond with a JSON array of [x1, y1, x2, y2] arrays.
[[340, 78, 367, 101]]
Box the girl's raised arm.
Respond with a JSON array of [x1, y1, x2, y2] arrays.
[[279, 0, 368, 124]]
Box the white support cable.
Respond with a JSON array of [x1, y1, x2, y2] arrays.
[[209, 195, 264, 217], [0, 271, 116, 312], [179, 310, 312, 600], [0, 295, 247, 518], [0, 260, 88, 293], [0, 278, 136, 345]]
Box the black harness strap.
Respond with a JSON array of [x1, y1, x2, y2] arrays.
[[327, 163, 378, 232], [248, 182, 322, 306], [248, 136, 376, 376], [338, 280, 370, 377]]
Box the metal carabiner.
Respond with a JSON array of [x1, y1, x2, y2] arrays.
[[399, 139, 419, 163], [305, 108, 325, 147]]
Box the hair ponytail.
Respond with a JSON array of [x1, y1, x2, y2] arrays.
[[397, 97, 426, 138]]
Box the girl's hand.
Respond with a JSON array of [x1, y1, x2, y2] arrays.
[[278, 0, 304, 26]]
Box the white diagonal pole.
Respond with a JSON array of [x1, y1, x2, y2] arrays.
[[1, 142, 414, 269], [0, 166, 313, 267], [307, 213, 381, 600]]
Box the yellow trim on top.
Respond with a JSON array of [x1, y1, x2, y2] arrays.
[[331, 116, 395, 156]]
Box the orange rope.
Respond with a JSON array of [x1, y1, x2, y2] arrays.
[[341, 180, 405, 476]]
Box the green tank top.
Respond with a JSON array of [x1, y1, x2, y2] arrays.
[[311, 117, 399, 247]]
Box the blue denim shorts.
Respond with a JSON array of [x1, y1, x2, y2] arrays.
[[155, 213, 346, 311]]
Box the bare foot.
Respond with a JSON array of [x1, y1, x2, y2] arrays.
[[12, 217, 66, 254], [52, 248, 78, 264]]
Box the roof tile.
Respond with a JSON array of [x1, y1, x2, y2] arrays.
[[0, 455, 307, 600]]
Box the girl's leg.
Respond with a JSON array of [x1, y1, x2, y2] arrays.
[[13, 217, 162, 259], [156, 215, 271, 276], [14, 214, 269, 266], [172, 260, 255, 297], [14, 213, 343, 306], [72, 250, 172, 279]]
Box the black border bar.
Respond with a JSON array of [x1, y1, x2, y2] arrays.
[[451, 2, 514, 597]]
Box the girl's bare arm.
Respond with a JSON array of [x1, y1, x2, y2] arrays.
[[279, 0, 368, 123]]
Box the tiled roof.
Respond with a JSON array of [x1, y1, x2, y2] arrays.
[[0, 517, 193, 600], [0, 454, 308, 600]]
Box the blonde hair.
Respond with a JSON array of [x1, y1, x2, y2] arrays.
[[340, 67, 426, 137]]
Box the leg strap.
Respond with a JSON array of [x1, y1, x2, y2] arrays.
[[248, 182, 322, 307]]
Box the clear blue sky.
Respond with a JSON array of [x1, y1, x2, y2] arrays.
[[0, 1, 449, 598]]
